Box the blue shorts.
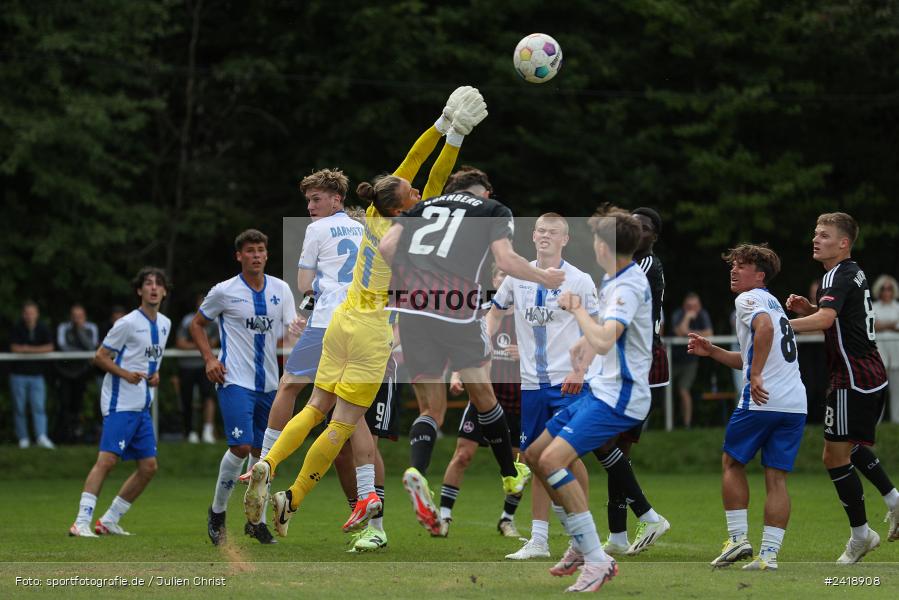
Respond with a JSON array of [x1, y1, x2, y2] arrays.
[[546, 393, 642, 457], [520, 384, 591, 451], [99, 410, 157, 460], [284, 327, 326, 378], [218, 384, 275, 448], [723, 408, 806, 472]]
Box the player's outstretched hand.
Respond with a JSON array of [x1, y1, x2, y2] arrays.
[[205, 358, 227, 385], [444, 86, 474, 122], [750, 374, 769, 405], [786, 294, 813, 316], [687, 332, 712, 357], [557, 290, 581, 312], [449, 89, 487, 135]]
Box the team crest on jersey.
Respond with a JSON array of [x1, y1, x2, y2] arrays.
[[144, 345, 164, 360], [246, 315, 274, 333], [495, 332, 512, 349], [118, 440, 126, 451], [548, 288, 561, 298], [462, 420, 475, 434], [161, 326, 168, 336], [525, 306, 555, 326], [231, 426, 243, 439], [270, 294, 280, 305]]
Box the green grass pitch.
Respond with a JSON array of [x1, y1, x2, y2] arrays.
[[2, 427, 898, 598]]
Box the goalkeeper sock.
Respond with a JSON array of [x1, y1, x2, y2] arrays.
[[288, 420, 355, 510], [265, 405, 324, 474]]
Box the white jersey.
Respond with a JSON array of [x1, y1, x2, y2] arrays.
[[99, 309, 171, 416], [199, 274, 296, 392], [492, 260, 598, 390], [298, 211, 364, 328], [588, 262, 653, 421], [734, 287, 807, 413]]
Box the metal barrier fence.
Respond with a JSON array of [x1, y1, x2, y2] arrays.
[[0, 334, 824, 435]]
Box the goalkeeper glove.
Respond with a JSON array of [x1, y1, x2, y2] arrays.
[[435, 85, 475, 134], [446, 90, 487, 145]]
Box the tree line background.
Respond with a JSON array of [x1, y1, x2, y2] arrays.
[[3, 0, 898, 332]]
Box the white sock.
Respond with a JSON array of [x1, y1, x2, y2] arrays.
[[850, 523, 870, 542], [369, 517, 384, 532], [884, 488, 899, 510], [638, 507, 661, 523], [567, 511, 608, 563], [531, 519, 549, 545], [759, 526, 784, 560], [211, 450, 245, 513], [356, 464, 375, 498], [501, 511, 515, 521], [260, 428, 281, 460], [725, 509, 748, 539], [439, 506, 452, 520], [76, 492, 97, 526], [609, 531, 629, 546], [552, 503, 572, 536], [100, 496, 132, 525]]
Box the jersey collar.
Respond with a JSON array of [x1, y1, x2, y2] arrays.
[[239, 273, 267, 294]]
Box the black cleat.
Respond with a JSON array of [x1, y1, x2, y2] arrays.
[[208, 507, 226, 546], [245, 521, 277, 544]]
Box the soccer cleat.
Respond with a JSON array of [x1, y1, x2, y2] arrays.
[[885, 506, 899, 542], [36, 435, 56, 450], [566, 560, 618, 593], [837, 529, 880, 564], [187, 431, 200, 444], [207, 507, 226, 546], [549, 542, 583, 575], [243, 460, 271, 525], [602, 537, 630, 556], [347, 526, 388, 552], [402, 467, 441, 535], [342, 492, 383, 533], [743, 556, 778, 571], [271, 490, 296, 537], [497, 518, 520, 538], [502, 460, 532, 495], [507, 537, 551, 560], [95, 519, 131, 536], [243, 520, 277, 544], [626, 516, 671, 555], [68, 522, 98, 538], [433, 517, 451, 538], [710, 536, 753, 567]]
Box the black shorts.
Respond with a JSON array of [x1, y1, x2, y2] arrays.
[[399, 313, 490, 382], [457, 401, 522, 449], [824, 387, 886, 446], [365, 357, 400, 440]]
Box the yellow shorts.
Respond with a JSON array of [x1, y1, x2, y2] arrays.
[[315, 310, 393, 408]]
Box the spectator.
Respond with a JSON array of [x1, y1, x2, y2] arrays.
[[9, 300, 55, 449], [54, 304, 99, 443], [797, 280, 828, 422], [98, 305, 127, 342], [176, 294, 218, 443], [872, 274, 899, 423], [671, 292, 713, 428]]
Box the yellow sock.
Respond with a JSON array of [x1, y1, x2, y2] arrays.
[[264, 405, 325, 474], [288, 420, 356, 510]]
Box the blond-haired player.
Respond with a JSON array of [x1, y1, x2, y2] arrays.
[[246, 86, 488, 538]]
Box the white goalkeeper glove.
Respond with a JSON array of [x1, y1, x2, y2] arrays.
[[446, 90, 487, 145], [435, 85, 475, 134]]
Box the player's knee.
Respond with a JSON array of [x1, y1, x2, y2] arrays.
[[96, 454, 118, 472], [453, 447, 474, 470], [522, 446, 540, 470], [230, 445, 251, 459], [139, 459, 158, 479], [537, 452, 562, 478]]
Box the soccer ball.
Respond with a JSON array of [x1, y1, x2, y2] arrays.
[[513, 33, 562, 83]]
